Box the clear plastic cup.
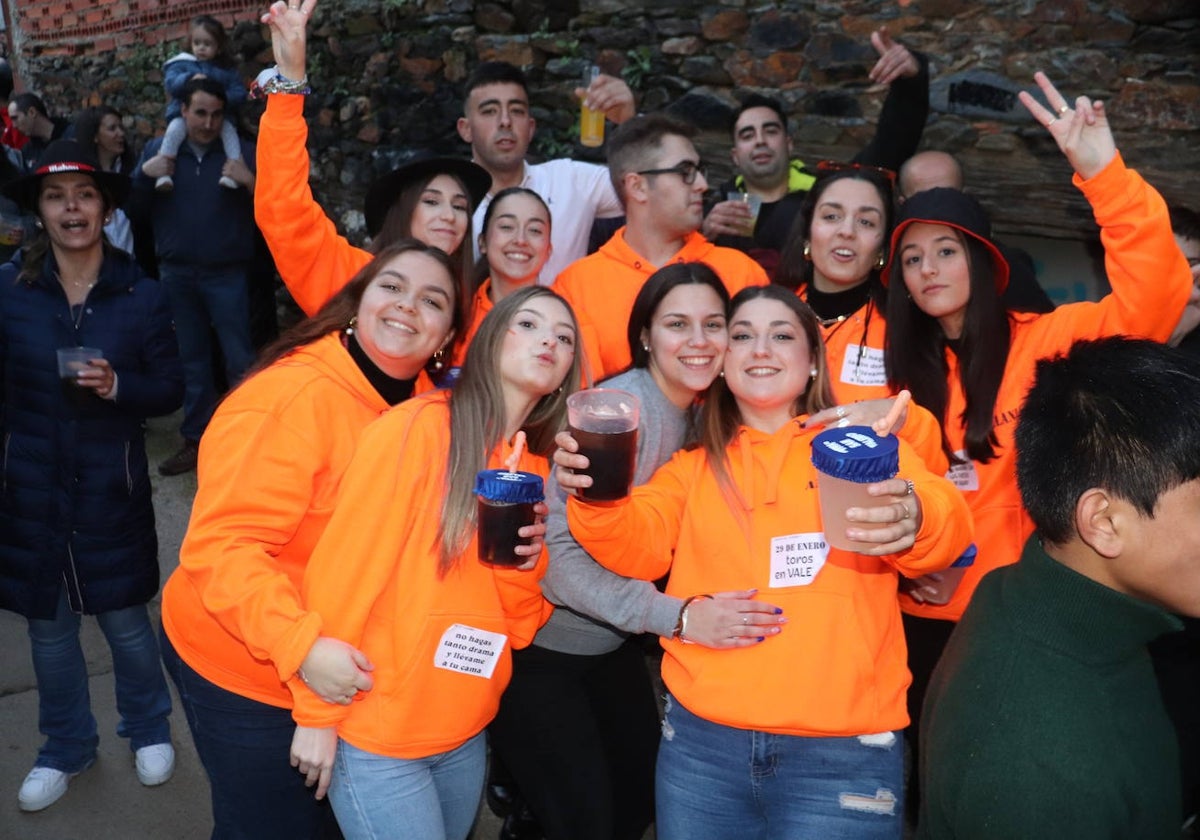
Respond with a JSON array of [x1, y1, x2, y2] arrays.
[[57, 347, 103, 383], [475, 469, 544, 567], [580, 65, 604, 148], [726, 191, 762, 237], [811, 425, 900, 552], [567, 388, 640, 501]]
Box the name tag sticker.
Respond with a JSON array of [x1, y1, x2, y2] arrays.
[[946, 451, 979, 492], [840, 345, 887, 387], [433, 624, 507, 679], [770, 532, 829, 588]]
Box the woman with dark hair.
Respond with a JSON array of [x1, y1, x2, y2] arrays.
[[776, 163, 896, 405], [0, 139, 183, 811], [159, 239, 461, 838], [490, 263, 787, 840], [882, 72, 1192, 820], [288, 286, 581, 839], [256, 1, 489, 336], [559, 282, 971, 838], [73, 106, 137, 255]]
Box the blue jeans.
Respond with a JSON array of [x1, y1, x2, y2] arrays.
[[159, 628, 342, 840], [159, 263, 255, 441], [27, 589, 171, 773], [656, 694, 903, 840], [330, 733, 486, 840]]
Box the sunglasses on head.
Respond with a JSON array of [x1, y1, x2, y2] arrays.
[[814, 160, 898, 186]]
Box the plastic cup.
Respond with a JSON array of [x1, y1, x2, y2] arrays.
[[567, 388, 640, 501], [57, 347, 103, 383], [726, 191, 762, 237], [811, 425, 900, 552], [475, 469, 544, 567], [580, 65, 604, 148]]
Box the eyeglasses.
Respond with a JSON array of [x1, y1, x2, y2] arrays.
[[815, 160, 898, 187], [636, 160, 706, 185]]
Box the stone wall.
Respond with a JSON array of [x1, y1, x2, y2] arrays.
[[7, 0, 1199, 244]]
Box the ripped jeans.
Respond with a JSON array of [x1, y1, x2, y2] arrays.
[[655, 694, 903, 840]]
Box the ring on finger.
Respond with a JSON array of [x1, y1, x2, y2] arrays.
[[1058, 104, 1069, 116], [904, 479, 915, 496], [835, 406, 847, 419], [900, 504, 911, 521]]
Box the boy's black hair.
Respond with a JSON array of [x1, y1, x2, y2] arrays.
[[1016, 336, 1200, 544]]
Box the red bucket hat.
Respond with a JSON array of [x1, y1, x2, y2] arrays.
[[880, 188, 1010, 293]]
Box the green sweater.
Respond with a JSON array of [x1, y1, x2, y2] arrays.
[[917, 537, 1183, 839]]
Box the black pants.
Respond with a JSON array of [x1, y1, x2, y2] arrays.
[[901, 612, 958, 826], [489, 638, 659, 840]]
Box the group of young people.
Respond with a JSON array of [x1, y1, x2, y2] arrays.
[[2, 0, 1196, 837]]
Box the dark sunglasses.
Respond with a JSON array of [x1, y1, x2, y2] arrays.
[[636, 160, 706, 185], [814, 160, 898, 186]]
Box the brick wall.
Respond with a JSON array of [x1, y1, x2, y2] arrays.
[[10, 0, 258, 58]]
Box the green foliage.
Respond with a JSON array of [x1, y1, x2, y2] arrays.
[[123, 41, 171, 94], [622, 45, 653, 90]]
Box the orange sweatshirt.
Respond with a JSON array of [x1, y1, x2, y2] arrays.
[[567, 416, 973, 737], [255, 94, 369, 317], [450, 279, 494, 368], [818, 299, 891, 405], [902, 154, 1192, 622], [293, 392, 551, 759], [162, 333, 389, 708], [553, 228, 768, 382]]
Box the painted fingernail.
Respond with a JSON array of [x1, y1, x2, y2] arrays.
[[774, 607, 783, 614], [756, 636, 766, 643]]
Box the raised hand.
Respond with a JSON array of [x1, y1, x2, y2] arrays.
[[1018, 71, 1116, 181], [260, 0, 317, 82], [868, 27, 919, 85]]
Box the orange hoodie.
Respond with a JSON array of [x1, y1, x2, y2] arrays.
[[553, 228, 768, 382], [293, 392, 551, 759], [901, 154, 1192, 622], [567, 416, 973, 737], [818, 299, 891, 405], [162, 333, 389, 708], [255, 94, 370, 317]]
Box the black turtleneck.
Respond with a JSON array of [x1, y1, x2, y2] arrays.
[[346, 332, 417, 406], [804, 281, 873, 324]]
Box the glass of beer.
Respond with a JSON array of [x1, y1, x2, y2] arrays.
[[580, 64, 604, 148], [567, 388, 640, 501]]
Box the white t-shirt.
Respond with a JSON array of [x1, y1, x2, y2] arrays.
[[472, 157, 623, 285]]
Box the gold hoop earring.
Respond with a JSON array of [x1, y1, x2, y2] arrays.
[[345, 316, 357, 335], [802, 241, 811, 260], [431, 347, 447, 373]]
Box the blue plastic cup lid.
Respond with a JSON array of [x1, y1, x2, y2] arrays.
[[474, 469, 544, 504], [951, 543, 977, 568], [811, 425, 900, 484]]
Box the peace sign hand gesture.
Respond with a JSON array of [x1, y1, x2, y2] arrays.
[[1018, 71, 1116, 181]]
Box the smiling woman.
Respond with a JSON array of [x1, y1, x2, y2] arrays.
[[159, 239, 463, 836]]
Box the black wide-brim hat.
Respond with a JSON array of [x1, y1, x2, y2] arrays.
[[2, 139, 131, 212], [364, 154, 491, 237], [881, 187, 1010, 293]]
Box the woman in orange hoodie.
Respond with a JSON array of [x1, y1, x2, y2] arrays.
[[288, 286, 582, 840], [561, 284, 972, 837], [159, 240, 461, 839]]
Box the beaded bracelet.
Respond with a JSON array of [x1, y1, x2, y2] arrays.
[[249, 66, 312, 99]]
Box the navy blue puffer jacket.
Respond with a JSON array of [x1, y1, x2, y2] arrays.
[[0, 247, 183, 619]]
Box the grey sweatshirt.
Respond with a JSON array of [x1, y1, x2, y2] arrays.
[[537, 367, 692, 654]]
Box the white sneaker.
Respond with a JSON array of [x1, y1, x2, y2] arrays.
[[154, 175, 174, 192], [18, 764, 84, 812], [135, 743, 175, 786], [218, 175, 238, 189]]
